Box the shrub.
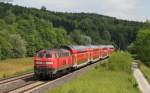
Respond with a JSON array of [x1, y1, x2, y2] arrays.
[[129, 28, 150, 66], [107, 51, 133, 73]]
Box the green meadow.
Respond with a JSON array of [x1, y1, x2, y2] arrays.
[[0, 57, 33, 79], [46, 52, 141, 93]]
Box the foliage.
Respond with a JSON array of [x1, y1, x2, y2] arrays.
[[106, 51, 133, 73], [128, 22, 150, 66], [69, 30, 92, 45], [0, 2, 143, 60], [10, 34, 27, 58], [0, 30, 12, 59], [46, 61, 140, 93], [41, 6, 47, 11]]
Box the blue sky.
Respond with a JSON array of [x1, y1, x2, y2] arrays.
[[10, 0, 150, 21]]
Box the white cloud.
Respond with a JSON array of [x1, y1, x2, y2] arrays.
[[38, 0, 145, 21], [98, 0, 142, 21], [37, 0, 77, 8], [12, 0, 147, 21]]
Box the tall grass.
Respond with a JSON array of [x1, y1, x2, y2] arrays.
[[46, 51, 140, 93], [106, 51, 133, 73], [141, 64, 150, 83], [0, 57, 33, 79]]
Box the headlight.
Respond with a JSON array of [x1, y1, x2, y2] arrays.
[[36, 62, 42, 64], [46, 62, 53, 65]]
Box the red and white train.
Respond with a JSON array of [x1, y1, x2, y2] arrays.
[[34, 45, 115, 78]]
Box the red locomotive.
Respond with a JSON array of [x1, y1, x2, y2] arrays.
[[34, 45, 115, 78]]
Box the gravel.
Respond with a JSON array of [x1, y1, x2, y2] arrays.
[[26, 60, 103, 93]]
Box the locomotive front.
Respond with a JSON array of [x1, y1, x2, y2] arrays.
[[34, 50, 56, 78]]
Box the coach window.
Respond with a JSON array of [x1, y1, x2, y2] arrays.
[[65, 53, 67, 57], [67, 52, 69, 56], [67, 53, 69, 56], [69, 52, 71, 56], [58, 53, 61, 58], [60, 53, 63, 58], [55, 53, 58, 58], [61, 53, 62, 57], [61, 53, 63, 57], [63, 53, 65, 57]]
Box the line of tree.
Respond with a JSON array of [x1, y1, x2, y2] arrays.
[[128, 21, 150, 66], [0, 3, 143, 60]]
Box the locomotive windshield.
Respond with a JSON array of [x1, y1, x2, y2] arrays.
[[37, 51, 52, 58], [45, 53, 52, 58], [37, 52, 44, 58]]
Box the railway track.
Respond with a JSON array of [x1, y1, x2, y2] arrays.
[[0, 73, 36, 93], [8, 59, 106, 93], [8, 81, 47, 93], [0, 59, 107, 93], [0, 73, 33, 85]]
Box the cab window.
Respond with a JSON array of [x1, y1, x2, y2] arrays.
[[46, 53, 52, 58], [37, 52, 44, 58]]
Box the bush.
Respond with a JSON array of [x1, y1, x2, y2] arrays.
[[129, 28, 150, 66], [10, 34, 27, 58], [107, 51, 133, 73]]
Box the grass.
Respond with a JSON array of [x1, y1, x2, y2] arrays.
[[140, 63, 150, 83], [46, 51, 140, 93], [107, 51, 133, 73], [0, 57, 33, 79]]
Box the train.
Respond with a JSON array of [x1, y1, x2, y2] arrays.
[[34, 45, 115, 79]]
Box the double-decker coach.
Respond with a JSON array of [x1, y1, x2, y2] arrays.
[[89, 45, 100, 62], [63, 45, 90, 68]]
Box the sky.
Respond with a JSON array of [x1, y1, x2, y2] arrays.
[[9, 0, 150, 22]]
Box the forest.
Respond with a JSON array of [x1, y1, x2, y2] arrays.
[[0, 2, 144, 60]]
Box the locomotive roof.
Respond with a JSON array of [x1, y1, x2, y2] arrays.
[[50, 49, 70, 53], [38, 49, 70, 54]]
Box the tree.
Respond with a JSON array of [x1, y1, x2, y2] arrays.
[[129, 26, 150, 66], [55, 28, 71, 46], [102, 30, 111, 41], [70, 30, 92, 45], [4, 10, 16, 24], [0, 30, 12, 59], [10, 34, 27, 58], [41, 6, 46, 11], [0, 45, 1, 60], [82, 35, 92, 45], [0, 2, 143, 60]]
